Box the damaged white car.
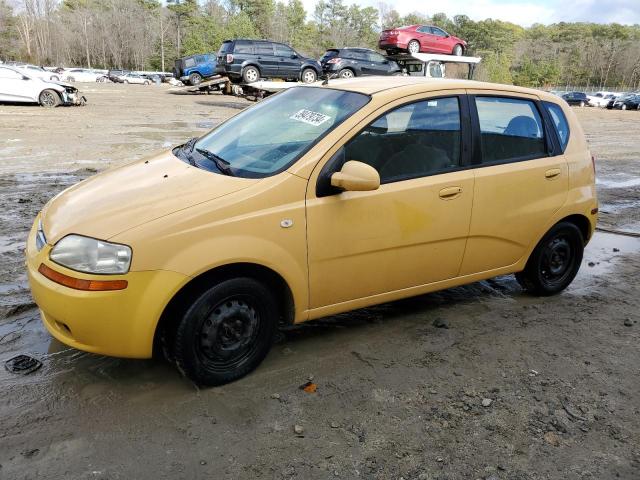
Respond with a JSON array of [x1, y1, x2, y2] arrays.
[[0, 65, 85, 107]]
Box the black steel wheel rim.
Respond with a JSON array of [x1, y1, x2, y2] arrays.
[[196, 295, 262, 372], [540, 235, 573, 286]]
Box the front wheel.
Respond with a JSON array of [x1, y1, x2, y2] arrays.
[[173, 277, 278, 386], [452, 44, 463, 56], [301, 68, 317, 83], [621, 104, 627, 110], [144, 80, 150, 85], [515, 222, 584, 296], [407, 40, 420, 54], [39, 89, 60, 107]]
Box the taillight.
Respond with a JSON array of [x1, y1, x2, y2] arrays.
[[327, 58, 342, 64], [389, 30, 399, 36], [226, 54, 233, 63]]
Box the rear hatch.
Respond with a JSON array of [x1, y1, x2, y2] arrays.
[[217, 40, 234, 66], [319, 49, 340, 66]]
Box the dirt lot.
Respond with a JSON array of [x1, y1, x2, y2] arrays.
[[0, 84, 639, 480]]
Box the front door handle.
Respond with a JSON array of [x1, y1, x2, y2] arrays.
[[545, 168, 562, 179], [439, 186, 462, 199]]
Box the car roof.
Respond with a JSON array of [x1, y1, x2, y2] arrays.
[[313, 76, 556, 100]]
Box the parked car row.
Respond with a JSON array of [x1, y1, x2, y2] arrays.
[[555, 91, 640, 110]]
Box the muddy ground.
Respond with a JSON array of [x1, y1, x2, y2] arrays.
[[0, 84, 638, 480]]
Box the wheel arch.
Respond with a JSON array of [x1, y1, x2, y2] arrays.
[[153, 262, 295, 358], [559, 213, 592, 243]]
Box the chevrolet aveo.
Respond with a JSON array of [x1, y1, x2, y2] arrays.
[[26, 77, 597, 385]]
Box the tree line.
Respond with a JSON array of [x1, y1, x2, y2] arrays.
[[1, 0, 640, 89]]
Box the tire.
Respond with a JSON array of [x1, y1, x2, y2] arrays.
[[144, 80, 150, 85], [452, 44, 463, 56], [338, 68, 355, 79], [50, 75, 59, 81], [301, 68, 317, 84], [407, 40, 420, 54], [189, 72, 202, 86], [242, 66, 260, 84], [173, 277, 278, 386], [621, 104, 627, 110], [515, 221, 584, 296], [39, 89, 60, 108], [579, 101, 585, 107]]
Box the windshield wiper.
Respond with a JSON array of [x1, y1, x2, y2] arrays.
[[181, 137, 198, 166], [195, 148, 235, 176]]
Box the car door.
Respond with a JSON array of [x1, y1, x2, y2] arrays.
[[0, 67, 33, 102], [430, 27, 451, 53], [254, 42, 278, 77], [415, 26, 436, 52], [364, 51, 393, 75], [459, 92, 568, 275], [274, 43, 299, 78], [306, 92, 474, 310]]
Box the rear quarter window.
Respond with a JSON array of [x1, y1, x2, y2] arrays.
[[544, 101, 570, 151]]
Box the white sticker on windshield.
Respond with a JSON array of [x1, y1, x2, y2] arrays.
[[290, 109, 331, 126]]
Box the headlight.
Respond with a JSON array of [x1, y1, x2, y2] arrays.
[[50, 235, 132, 274]]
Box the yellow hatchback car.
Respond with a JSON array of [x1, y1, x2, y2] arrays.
[[26, 77, 597, 385]]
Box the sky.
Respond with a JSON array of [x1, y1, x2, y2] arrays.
[[299, 0, 640, 27]]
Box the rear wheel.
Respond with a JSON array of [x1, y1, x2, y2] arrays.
[[515, 222, 584, 296], [189, 72, 202, 86], [338, 68, 355, 79], [301, 68, 317, 83], [452, 44, 463, 56], [173, 277, 278, 386], [242, 66, 260, 83], [407, 40, 420, 54], [39, 89, 60, 108]]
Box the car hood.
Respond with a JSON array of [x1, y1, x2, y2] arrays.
[[41, 151, 256, 244]]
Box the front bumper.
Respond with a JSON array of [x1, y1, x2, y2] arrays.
[[26, 218, 188, 358], [61, 89, 85, 106]]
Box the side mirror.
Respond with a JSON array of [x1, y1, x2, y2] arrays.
[[383, 60, 390, 64], [330, 161, 380, 192], [291, 54, 298, 59], [22, 75, 30, 80]]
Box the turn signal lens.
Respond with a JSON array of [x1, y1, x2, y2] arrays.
[[38, 264, 128, 291]]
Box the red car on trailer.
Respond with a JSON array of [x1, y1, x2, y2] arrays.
[[379, 25, 467, 56]]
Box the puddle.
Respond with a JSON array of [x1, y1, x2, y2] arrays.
[[597, 176, 640, 189]]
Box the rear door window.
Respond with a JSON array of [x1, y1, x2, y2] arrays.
[[475, 96, 546, 163], [544, 101, 570, 151], [255, 43, 274, 56], [431, 27, 448, 37], [218, 41, 233, 54], [417, 26, 433, 34]]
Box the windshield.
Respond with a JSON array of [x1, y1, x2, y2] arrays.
[[191, 87, 370, 178]]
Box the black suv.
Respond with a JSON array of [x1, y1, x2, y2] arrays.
[[320, 48, 402, 78], [216, 39, 321, 84], [561, 91, 589, 107]]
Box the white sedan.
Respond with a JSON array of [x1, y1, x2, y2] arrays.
[[122, 73, 152, 85], [587, 91, 618, 108], [63, 68, 108, 83], [0, 66, 83, 107]]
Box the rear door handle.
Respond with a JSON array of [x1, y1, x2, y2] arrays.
[[439, 186, 463, 199], [545, 168, 562, 179]]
